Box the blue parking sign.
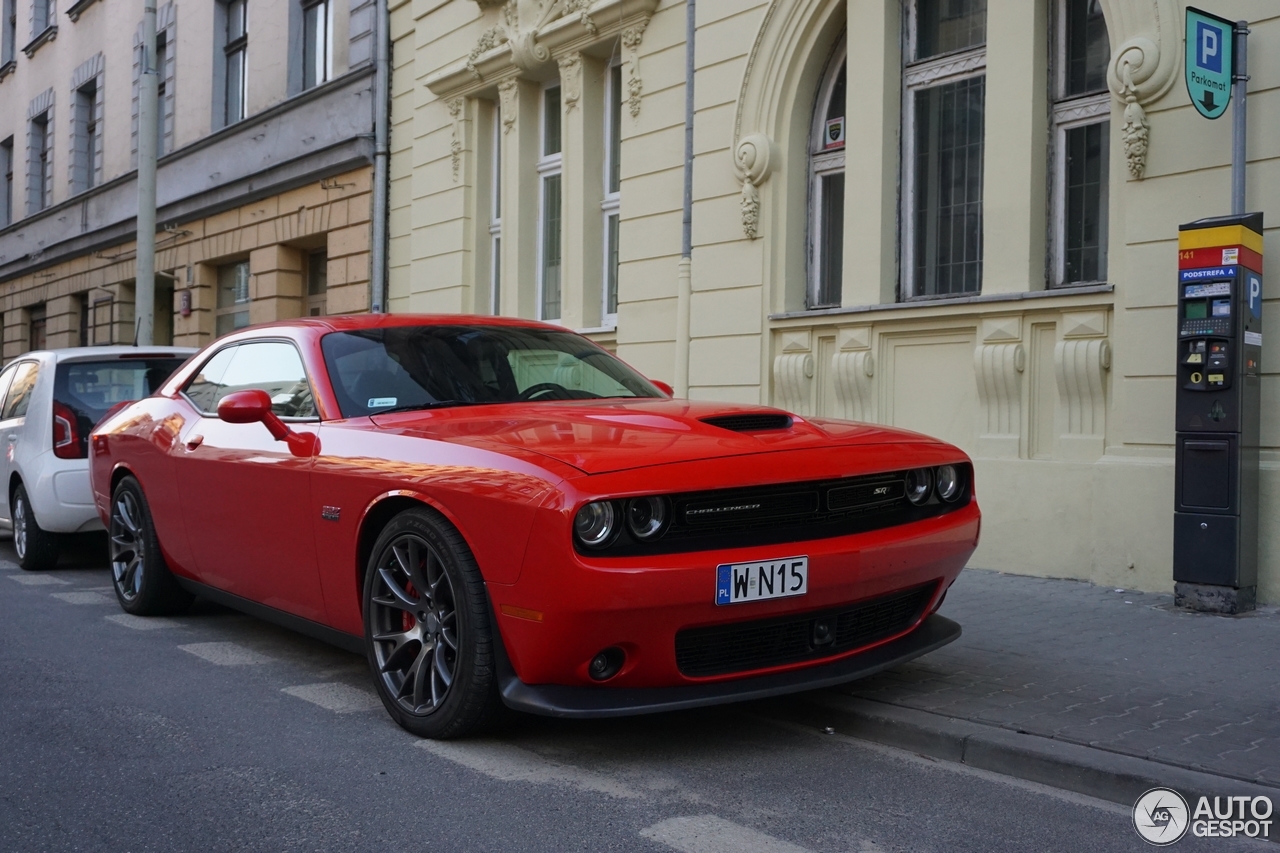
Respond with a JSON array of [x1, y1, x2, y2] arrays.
[[1185, 7, 1234, 120]]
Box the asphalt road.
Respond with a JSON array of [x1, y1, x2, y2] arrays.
[[0, 535, 1269, 853]]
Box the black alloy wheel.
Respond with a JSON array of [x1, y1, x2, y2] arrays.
[[12, 483, 59, 571], [364, 507, 504, 739], [108, 476, 192, 616]]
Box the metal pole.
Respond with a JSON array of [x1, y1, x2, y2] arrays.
[[370, 0, 390, 313], [134, 0, 158, 346], [673, 0, 695, 397], [1231, 21, 1249, 216]]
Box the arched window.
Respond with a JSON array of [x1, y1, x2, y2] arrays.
[[809, 42, 846, 309]]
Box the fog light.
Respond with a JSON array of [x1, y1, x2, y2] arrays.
[[588, 647, 625, 681], [812, 619, 833, 646]]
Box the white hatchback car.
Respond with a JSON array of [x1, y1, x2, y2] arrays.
[[0, 346, 195, 570]]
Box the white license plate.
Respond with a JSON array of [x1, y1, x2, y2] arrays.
[[715, 556, 808, 606]]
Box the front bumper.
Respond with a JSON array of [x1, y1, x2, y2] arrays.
[[497, 613, 961, 718]]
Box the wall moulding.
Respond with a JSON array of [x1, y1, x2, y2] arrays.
[[974, 343, 1025, 458], [1098, 0, 1180, 180], [426, 0, 660, 99]]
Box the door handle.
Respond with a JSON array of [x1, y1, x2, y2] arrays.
[[185, 435, 204, 451]]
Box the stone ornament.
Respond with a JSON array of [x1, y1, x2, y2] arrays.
[[1100, 0, 1180, 180], [621, 18, 650, 118], [558, 54, 583, 112], [734, 133, 777, 240], [448, 98, 465, 182], [497, 79, 519, 134]]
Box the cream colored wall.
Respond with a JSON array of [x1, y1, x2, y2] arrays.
[[174, 1, 218, 148], [389, 0, 1280, 603]]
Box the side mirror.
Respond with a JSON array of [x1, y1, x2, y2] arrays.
[[216, 389, 319, 457], [651, 380, 675, 397]]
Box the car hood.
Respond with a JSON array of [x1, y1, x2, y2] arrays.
[[368, 398, 947, 475]]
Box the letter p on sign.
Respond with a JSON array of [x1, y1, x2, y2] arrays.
[[1198, 22, 1222, 71]]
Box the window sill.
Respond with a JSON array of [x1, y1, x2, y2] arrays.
[[769, 283, 1115, 322], [0, 60, 14, 82], [66, 0, 100, 21], [22, 26, 57, 58]]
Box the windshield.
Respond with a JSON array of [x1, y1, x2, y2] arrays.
[[321, 325, 664, 418]]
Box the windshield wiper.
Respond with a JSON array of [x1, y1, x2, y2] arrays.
[[371, 400, 475, 415]]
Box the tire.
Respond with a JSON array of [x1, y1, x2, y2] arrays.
[[363, 507, 505, 739], [13, 483, 59, 571], [108, 476, 193, 616]]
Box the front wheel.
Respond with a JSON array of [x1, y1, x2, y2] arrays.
[[13, 483, 59, 571], [363, 507, 504, 739], [109, 476, 192, 615]]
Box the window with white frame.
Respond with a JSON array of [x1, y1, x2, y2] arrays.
[[601, 60, 623, 326], [223, 0, 248, 125], [0, 137, 12, 226], [538, 83, 563, 322], [809, 42, 846, 309], [28, 108, 51, 214], [216, 260, 251, 336], [72, 75, 102, 193], [1052, 0, 1110, 285], [489, 106, 502, 315], [1, 0, 16, 68], [302, 0, 333, 91], [903, 0, 987, 298], [32, 0, 53, 37]]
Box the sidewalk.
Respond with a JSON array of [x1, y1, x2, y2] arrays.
[[800, 568, 1280, 801]]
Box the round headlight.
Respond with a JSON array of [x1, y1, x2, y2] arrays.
[[936, 465, 963, 502], [574, 501, 617, 548], [905, 468, 933, 506], [626, 496, 669, 541]]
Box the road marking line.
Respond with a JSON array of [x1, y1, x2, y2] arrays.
[[640, 815, 815, 853], [417, 740, 642, 799], [7, 574, 69, 586], [282, 683, 381, 714], [105, 613, 183, 631], [178, 642, 275, 666], [51, 591, 116, 605]]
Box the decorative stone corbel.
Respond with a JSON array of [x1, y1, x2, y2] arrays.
[[621, 17, 650, 118], [558, 53, 582, 111], [974, 343, 1025, 457], [832, 327, 874, 423], [1055, 338, 1111, 436], [733, 133, 777, 240], [1100, 0, 1180, 180], [773, 332, 814, 416], [448, 98, 465, 182], [497, 79, 519, 134]]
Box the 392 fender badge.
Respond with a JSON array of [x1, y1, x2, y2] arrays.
[[321, 506, 341, 521]]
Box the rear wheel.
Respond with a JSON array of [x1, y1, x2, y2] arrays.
[[109, 476, 192, 615], [363, 507, 504, 739], [13, 483, 59, 571]]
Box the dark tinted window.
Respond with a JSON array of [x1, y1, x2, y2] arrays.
[[321, 325, 663, 418], [2, 361, 38, 420], [54, 358, 188, 455], [183, 342, 316, 418]]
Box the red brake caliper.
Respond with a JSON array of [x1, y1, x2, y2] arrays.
[[402, 581, 417, 632]]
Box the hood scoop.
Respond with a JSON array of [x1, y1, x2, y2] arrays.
[[700, 413, 793, 433]]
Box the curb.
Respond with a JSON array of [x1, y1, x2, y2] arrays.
[[778, 693, 1280, 814]]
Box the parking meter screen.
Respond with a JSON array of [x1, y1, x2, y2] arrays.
[[1185, 301, 1208, 320]]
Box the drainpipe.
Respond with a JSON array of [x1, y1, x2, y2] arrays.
[[134, 0, 159, 344], [370, 0, 390, 313], [673, 0, 695, 396]]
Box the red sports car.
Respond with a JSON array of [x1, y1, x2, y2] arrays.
[[90, 315, 979, 738]]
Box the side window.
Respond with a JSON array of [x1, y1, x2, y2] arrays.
[[206, 342, 316, 418], [2, 361, 39, 419], [183, 347, 239, 414], [0, 364, 18, 412]]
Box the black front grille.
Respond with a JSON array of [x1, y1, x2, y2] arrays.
[[701, 413, 793, 433], [675, 583, 937, 677]]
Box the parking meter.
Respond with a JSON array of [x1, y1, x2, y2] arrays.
[[1173, 213, 1263, 614]]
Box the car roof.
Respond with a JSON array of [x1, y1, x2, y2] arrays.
[[232, 314, 568, 335], [4, 346, 197, 368]]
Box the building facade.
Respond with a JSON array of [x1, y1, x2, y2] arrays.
[[394, 0, 1278, 602], [0, 0, 380, 355]]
